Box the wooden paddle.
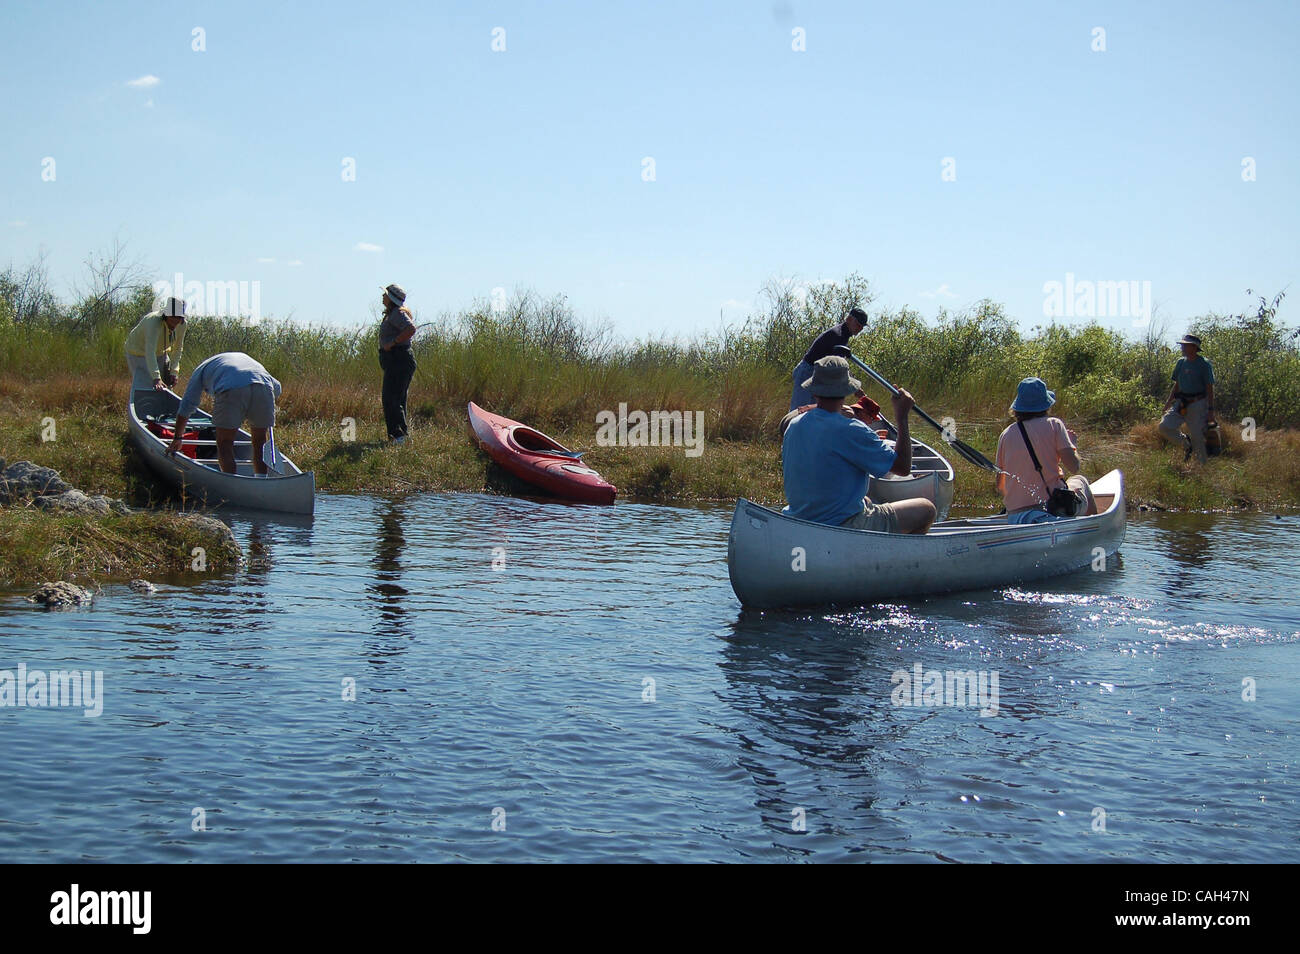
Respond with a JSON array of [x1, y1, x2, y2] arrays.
[[842, 352, 1000, 473]]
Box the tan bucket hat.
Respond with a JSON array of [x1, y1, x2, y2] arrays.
[[802, 355, 861, 398]]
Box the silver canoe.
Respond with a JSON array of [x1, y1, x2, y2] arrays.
[[728, 469, 1126, 608], [128, 387, 315, 514], [867, 435, 955, 520]]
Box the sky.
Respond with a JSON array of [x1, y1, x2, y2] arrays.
[[2, 0, 1297, 340]]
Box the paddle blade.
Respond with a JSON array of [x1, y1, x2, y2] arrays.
[[263, 428, 283, 475]]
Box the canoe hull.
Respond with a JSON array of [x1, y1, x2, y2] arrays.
[[467, 402, 616, 505], [128, 388, 316, 515], [866, 437, 955, 520], [728, 470, 1126, 608]]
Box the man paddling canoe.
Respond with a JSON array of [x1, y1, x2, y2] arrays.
[[782, 356, 936, 534], [788, 307, 867, 410], [166, 352, 282, 475]]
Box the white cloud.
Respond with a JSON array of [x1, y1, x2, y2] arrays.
[[127, 74, 161, 88], [257, 257, 276, 263], [354, 242, 383, 252], [287, 260, 303, 266], [919, 283, 957, 300]]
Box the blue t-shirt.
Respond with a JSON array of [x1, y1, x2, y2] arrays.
[[178, 352, 282, 418], [1172, 355, 1214, 395], [782, 408, 897, 525]]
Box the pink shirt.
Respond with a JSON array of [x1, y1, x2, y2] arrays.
[[995, 416, 1075, 512]]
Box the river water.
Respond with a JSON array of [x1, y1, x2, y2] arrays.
[[1, 494, 1297, 862]]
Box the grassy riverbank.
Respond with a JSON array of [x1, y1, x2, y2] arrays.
[[0, 507, 241, 587], [3, 271, 1299, 514], [2, 383, 1299, 514]]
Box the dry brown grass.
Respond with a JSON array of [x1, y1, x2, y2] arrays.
[[3, 370, 1297, 513]]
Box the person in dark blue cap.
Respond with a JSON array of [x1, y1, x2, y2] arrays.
[[994, 377, 1097, 524], [788, 306, 867, 410]]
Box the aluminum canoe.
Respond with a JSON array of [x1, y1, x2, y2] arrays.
[[127, 387, 315, 515], [727, 470, 1126, 608]]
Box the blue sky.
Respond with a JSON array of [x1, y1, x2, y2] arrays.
[[2, 0, 1296, 339]]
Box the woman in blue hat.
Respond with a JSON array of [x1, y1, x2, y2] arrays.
[[994, 378, 1097, 524]]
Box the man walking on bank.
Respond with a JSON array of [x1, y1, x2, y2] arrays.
[[1158, 333, 1216, 464], [789, 306, 867, 410], [378, 284, 417, 444]]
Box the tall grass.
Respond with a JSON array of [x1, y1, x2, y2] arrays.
[[2, 268, 1296, 443]]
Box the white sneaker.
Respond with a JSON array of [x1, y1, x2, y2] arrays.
[[391, 435, 408, 445]]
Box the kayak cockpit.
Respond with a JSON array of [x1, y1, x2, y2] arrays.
[[509, 425, 582, 459]]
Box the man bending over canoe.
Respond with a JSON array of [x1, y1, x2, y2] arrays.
[[166, 352, 282, 475], [782, 356, 936, 535]]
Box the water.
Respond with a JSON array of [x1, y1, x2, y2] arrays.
[[2, 495, 1297, 862]]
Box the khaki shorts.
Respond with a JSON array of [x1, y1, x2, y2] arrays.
[[840, 499, 901, 533], [212, 384, 276, 430]]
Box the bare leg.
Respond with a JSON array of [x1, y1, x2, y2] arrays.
[[215, 427, 239, 474], [894, 498, 938, 535], [250, 427, 268, 476]]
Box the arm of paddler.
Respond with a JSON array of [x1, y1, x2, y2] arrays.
[[887, 389, 914, 477]]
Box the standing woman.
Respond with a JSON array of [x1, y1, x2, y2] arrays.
[[125, 296, 187, 391], [378, 283, 417, 444]]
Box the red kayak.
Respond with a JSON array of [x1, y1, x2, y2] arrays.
[[467, 402, 617, 505]]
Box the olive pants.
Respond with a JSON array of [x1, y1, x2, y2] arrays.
[[1158, 397, 1209, 463]]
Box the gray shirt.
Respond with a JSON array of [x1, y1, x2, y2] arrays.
[[379, 306, 416, 351], [177, 352, 281, 418]]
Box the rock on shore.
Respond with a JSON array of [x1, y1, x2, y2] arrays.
[[27, 581, 94, 608], [0, 458, 71, 503], [3, 458, 141, 517]]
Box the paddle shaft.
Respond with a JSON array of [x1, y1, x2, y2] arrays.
[[845, 353, 1001, 474], [847, 355, 949, 433]]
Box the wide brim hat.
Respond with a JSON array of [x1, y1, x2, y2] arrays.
[[1177, 333, 1202, 347], [803, 355, 861, 398], [1011, 376, 1056, 413], [382, 283, 407, 304]]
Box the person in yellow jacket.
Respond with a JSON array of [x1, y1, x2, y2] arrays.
[[125, 296, 187, 391]]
